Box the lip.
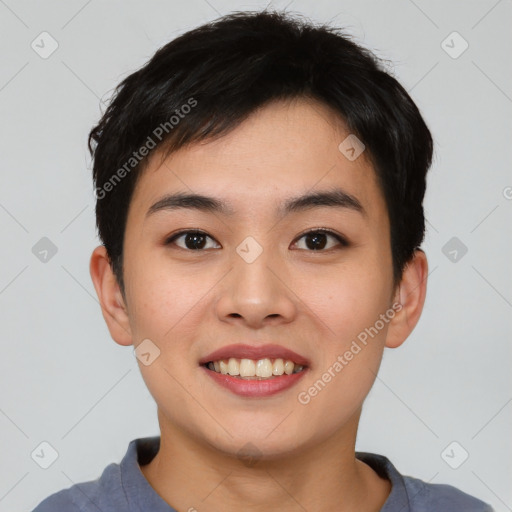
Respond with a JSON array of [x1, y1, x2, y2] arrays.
[[201, 366, 309, 398], [199, 343, 310, 367]]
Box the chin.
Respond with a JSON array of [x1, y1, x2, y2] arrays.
[[199, 422, 311, 463]]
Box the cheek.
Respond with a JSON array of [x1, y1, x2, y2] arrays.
[[125, 254, 208, 341], [295, 260, 392, 346], [292, 264, 392, 423], [128, 266, 208, 421], [296, 283, 389, 419]]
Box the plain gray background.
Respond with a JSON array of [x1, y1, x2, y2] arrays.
[[0, 0, 511, 511]]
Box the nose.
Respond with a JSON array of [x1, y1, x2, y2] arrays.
[[214, 241, 297, 329]]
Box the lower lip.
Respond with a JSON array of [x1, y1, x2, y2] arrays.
[[201, 366, 308, 397]]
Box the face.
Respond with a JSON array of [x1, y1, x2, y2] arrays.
[[101, 98, 406, 459]]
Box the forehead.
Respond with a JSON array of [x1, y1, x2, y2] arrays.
[[128, 98, 386, 224]]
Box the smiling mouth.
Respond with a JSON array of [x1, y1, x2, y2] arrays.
[[202, 357, 306, 380]]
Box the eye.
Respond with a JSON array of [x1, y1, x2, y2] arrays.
[[164, 228, 349, 252], [292, 229, 349, 251], [165, 230, 220, 251]]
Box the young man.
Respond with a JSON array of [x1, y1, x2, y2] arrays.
[[32, 9, 493, 512]]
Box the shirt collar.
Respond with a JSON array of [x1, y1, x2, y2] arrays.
[[120, 436, 174, 512], [356, 451, 411, 511]]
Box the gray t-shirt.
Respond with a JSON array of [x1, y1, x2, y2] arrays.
[[31, 436, 493, 511]]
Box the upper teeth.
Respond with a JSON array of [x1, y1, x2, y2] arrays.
[[207, 358, 304, 378]]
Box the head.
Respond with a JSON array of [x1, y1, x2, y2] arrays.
[[89, 10, 431, 459]]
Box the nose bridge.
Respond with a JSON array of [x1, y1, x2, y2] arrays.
[[233, 233, 279, 298], [215, 233, 296, 325]]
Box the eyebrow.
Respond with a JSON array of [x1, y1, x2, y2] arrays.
[[146, 188, 366, 219]]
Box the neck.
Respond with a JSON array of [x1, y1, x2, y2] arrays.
[[139, 409, 391, 512]]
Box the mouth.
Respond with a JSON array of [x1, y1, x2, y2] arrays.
[[199, 344, 309, 397]]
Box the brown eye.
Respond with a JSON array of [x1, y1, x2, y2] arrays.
[[292, 229, 348, 251], [165, 230, 220, 251]]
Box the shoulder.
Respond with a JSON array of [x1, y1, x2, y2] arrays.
[[403, 474, 494, 512], [356, 451, 494, 512], [31, 462, 126, 512]]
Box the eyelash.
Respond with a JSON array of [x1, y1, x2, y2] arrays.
[[164, 228, 349, 252]]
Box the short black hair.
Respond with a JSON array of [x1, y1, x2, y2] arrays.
[[88, 9, 433, 299]]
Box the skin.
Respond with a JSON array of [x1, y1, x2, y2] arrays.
[[90, 97, 428, 512]]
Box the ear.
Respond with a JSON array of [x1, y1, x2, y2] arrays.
[[89, 245, 133, 346], [385, 249, 428, 349]]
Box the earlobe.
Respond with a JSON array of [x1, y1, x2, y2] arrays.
[[89, 245, 133, 346], [385, 249, 428, 349]]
